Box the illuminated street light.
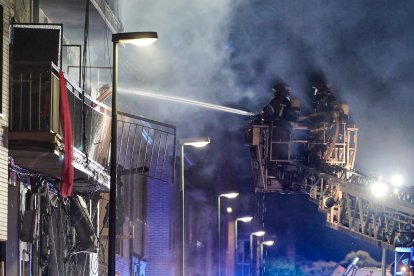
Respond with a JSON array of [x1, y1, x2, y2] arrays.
[[218, 192, 239, 276], [108, 31, 158, 276], [371, 181, 389, 197], [251, 231, 265, 237], [221, 192, 239, 199], [235, 216, 253, 274], [226, 207, 233, 213], [237, 216, 254, 223], [113, 32, 158, 46], [180, 137, 211, 276], [180, 137, 211, 148], [260, 240, 275, 276], [261, 240, 274, 246], [250, 231, 265, 276]]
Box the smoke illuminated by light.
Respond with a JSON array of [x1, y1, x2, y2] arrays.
[[371, 181, 389, 197], [118, 0, 414, 263], [390, 174, 404, 186]]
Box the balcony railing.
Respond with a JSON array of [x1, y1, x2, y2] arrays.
[[10, 63, 112, 165], [10, 63, 176, 186], [117, 112, 176, 182]]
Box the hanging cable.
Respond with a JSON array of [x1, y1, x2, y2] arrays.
[[261, 192, 266, 229], [81, 0, 90, 162]]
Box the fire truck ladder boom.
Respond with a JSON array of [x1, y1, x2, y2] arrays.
[[246, 121, 414, 250]]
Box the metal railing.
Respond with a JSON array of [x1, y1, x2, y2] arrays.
[[10, 68, 59, 133], [10, 64, 112, 169], [117, 112, 176, 183], [10, 63, 176, 183]]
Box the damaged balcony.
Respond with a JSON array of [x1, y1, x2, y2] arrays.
[[9, 64, 112, 191], [9, 63, 177, 193]]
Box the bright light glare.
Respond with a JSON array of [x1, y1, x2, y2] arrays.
[[262, 240, 274, 246], [226, 207, 233, 213], [181, 137, 211, 147], [113, 32, 158, 46], [252, 231, 265, 237], [237, 216, 253, 223], [122, 37, 158, 46], [221, 192, 239, 199], [401, 266, 407, 272], [191, 141, 210, 148], [391, 174, 404, 186], [371, 181, 389, 197]]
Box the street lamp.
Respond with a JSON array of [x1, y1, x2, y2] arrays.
[[235, 216, 253, 274], [180, 137, 211, 276], [108, 31, 158, 276], [218, 192, 239, 276], [250, 231, 265, 276], [260, 240, 274, 276]]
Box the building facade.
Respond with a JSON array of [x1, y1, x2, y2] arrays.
[[0, 0, 11, 244], [0, 1, 179, 275]]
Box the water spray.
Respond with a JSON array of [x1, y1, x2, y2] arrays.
[[120, 88, 255, 117]]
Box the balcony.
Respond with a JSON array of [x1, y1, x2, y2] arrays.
[[10, 63, 176, 192], [10, 64, 112, 191]]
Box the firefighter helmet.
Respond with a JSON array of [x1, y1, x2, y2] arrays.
[[312, 81, 332, 95], [272, 82, 291, 98]]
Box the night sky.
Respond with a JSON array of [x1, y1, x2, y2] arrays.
[[116, 0, 414, 264]]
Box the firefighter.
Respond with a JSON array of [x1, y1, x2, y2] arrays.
[[262, 82, 299, 141], [312, 81, 341, 114], [309, 81, 345, 163]]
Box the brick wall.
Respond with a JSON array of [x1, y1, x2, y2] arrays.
[[0, 0, 9, 242], [146, 163, 175, 276], [115, 255, 130, 276]]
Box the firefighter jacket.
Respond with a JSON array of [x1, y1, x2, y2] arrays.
[[263, 95, 298, 124]]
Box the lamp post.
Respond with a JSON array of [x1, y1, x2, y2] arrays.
[[108, 32, 158, 276], [249, 231, 265, 276], [180, 137, 211, 276], [218, 192, 239, 276], [259, 240, 274, 276], [235, 216, 253, 274]]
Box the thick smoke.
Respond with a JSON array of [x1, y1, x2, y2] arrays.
[[119, 0, 249, 192], [119, 0, 414, 183], [117, 0, 414, 262], [227, 0, 414, 181]]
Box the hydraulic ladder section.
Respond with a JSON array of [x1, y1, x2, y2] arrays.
[[246, 117, 414, 250]]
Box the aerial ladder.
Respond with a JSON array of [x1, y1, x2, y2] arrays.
[[246, 104, 414, 275]]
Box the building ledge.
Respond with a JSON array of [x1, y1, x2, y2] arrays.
[[9, 131, 110, 192]]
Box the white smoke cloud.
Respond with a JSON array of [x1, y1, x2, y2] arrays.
[[111, 0, 414, 264], [227, 0, 414, 181], [120, 0, 242, 101], [117, 0, 251, 186], [117, 0, 414, 185]]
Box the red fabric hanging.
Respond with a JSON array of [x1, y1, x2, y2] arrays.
[[59, 71, 74, 197]]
